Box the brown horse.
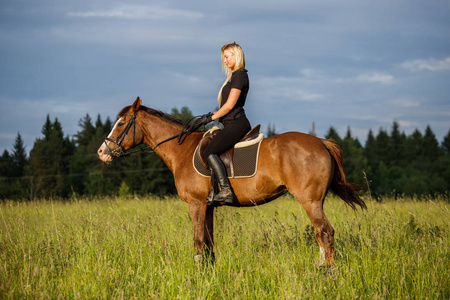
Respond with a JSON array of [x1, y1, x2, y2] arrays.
[[97, 97, 366, 266]]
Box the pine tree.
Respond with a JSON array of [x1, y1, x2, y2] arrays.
[[340, 127, 367, 185], [0, 150, 14, 199], [28, 117, 74, 199], [442, 129, 450, 155], [75, 114, 96, 147], [89, 116, 117, 196], [103, 117, 112, 133], [325, 126, 342, 147], [405, 129, 423, 165], [374, 128, 390, 166], [365, 129, 377, 171], [95, 114, 103, 129], [266, 123, 277, 137], [368, 128, 390, 195], [171, 107, 194, 123], [420, 125, 445, 194], [12, 133, 28, 177], [389, 121, 406, 167], [42, 115, 54, 140], [422, 125, 442, 162], [69, 114, 112, 196], [0, 150, 12, 177], [435, 129, 450, 193]]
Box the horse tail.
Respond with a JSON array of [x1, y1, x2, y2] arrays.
[[322, 139, 367, 210]]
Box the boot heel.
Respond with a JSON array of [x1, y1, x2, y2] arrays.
[[213, 187, 234, 204], [207, 154, 235, 204]]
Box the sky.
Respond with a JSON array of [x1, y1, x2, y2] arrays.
[[1, 0, 449, 155]]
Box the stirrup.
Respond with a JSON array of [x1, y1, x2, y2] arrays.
[[213, 187, 234, 204], [206, 188, 215, 205]]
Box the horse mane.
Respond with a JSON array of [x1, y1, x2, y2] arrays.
[[118, 105, 185, 125]]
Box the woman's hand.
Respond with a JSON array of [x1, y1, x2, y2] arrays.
[[197, 112, 213, 125], [187, 112, 213, 132]]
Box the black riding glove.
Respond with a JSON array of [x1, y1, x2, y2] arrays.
[[187, 112, 214, 132], [197, 112, 213, 125]]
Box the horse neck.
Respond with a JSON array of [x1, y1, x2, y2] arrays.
[[138, 112, 200, 172]]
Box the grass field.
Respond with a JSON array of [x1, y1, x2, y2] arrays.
[[0, 194, 448, 299]]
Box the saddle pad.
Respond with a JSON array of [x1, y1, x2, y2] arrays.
[[193, 139, 263, 178]]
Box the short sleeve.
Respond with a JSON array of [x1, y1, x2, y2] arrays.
[[230, 70, 248, 91]]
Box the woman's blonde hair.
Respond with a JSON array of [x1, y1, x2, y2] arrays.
[[217, 42, 246, 105]]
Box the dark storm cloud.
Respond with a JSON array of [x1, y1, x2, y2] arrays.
[[1, 0, 449, 153]]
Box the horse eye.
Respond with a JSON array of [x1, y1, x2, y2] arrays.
[[118, 122, 124, 127]]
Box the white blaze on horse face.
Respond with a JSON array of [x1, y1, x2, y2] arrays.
[[108, 117, 123, 138], [97, 117, 123, 162]]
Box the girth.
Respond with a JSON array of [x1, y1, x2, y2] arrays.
[[196, 125, 261, 175]]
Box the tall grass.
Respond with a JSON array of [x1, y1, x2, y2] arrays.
[[0, 195, 448, 299]]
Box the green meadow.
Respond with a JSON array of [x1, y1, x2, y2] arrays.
[[0, 195, 448, 299]]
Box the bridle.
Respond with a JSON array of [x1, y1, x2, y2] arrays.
[[104, 111, 138, 157], [103, 110, 202, 158]]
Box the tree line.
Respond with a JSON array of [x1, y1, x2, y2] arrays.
[[1, 107, 449, 200]]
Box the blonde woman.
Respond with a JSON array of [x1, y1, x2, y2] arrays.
[[196, 42, 252, 204]]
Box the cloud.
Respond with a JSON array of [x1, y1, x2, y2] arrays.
[[292, 90, 323, 101], [0, 132, 17, 140], [356, 72, 394, 84], [397, 120, 421, 129], [401, 57, 450, 72], [349, 114, 378, 121], [300, 69, 326, 80], [68, 4, 203, 20], [269, 88, 323, 102], [253, 76, 323, 103], [392, 98, 420, 108]]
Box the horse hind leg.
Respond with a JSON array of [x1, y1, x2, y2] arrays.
[[316, 220, 335, 267], [310, 206, 335, 267], [293, 191, 335, 267]]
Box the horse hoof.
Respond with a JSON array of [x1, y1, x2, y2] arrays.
[[194, 254, 203, 264], [317, 265, 335, 275], [320, 265, 335, 276]]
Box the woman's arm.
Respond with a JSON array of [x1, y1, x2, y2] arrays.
[[211, 88, 241, 121]]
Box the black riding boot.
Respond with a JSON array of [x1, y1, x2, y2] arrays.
[[207, 154, 234, 204]]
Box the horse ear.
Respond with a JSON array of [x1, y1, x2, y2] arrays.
[[131, 97, 142, 111]]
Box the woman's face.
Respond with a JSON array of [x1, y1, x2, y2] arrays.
[[223, 50, 236, 71]]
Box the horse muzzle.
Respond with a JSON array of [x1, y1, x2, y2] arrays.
[[97, 142, 115, 162]]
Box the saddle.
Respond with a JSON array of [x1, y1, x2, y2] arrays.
[[196, 125, 263, 178]]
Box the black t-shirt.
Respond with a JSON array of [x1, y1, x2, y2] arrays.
[[220, 68, 249, 123]]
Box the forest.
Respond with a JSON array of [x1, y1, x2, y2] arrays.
[[1, 107, 449, 200]]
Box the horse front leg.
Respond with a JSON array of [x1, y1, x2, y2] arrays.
[[204, 205, 215, 263], [188, 200, 215, 265]]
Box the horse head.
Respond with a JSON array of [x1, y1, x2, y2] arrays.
[[97, 97, 144, 162]]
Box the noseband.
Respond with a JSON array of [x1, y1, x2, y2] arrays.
[[104, 111, 138, 157]]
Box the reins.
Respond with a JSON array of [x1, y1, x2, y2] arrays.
[[105, 113, 205, 158]]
